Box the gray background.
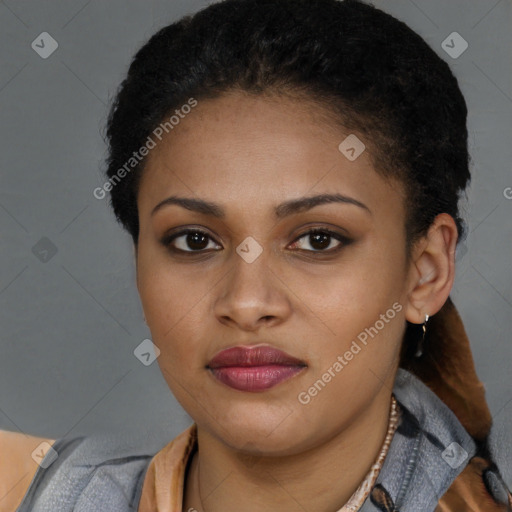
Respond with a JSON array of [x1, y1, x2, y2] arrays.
[[1, 0, 511, 485]]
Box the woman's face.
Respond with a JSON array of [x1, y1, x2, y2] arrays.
[[136, 91, 414, 455]]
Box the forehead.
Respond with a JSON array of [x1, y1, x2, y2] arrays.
[[137, 92, 405, 223]]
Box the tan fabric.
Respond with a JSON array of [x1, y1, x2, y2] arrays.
[[0, 431, 55, 512], [138, 424, 197, 512]]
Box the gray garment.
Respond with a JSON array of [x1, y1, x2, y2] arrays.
[[16, 435, 152, 511], [14, 369, 498, 511]]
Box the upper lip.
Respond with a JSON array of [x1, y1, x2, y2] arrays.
[[207, 345, 306, 369]]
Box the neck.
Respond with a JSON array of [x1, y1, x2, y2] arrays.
[[183, 386, 394, 512]]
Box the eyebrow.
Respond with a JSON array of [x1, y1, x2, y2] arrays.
[[151, 193, 371, 218]]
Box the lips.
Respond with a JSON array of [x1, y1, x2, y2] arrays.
[[207, 345, 307, 392]]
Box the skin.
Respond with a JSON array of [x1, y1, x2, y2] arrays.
[[135, 91, 457, 512], [0, 432, 56, 512]]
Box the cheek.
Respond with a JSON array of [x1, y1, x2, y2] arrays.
[[137, 262, 209, 407], [288, 244, 407, 378], [291, 257, 406, 420], [286, 244, 405, 330], [136, 248, 198, 352]]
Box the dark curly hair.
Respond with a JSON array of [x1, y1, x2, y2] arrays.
[[104, 0, 471, 252]]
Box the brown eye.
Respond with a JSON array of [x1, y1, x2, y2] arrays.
[[163, 229, 221, 253], [289, 229, 349, 253]]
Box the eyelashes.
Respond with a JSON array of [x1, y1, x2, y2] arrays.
[[288, 228, 349, 253], [163, 228, 219, 253], [161, 227, 352, 256]]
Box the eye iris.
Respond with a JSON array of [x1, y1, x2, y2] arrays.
[[310, 232, 330, 250], [187, 232, 209, 250]]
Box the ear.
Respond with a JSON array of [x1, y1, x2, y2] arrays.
[[405, 213, 458, 324]]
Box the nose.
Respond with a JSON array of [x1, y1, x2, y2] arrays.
[[213, 250, 292, 332]]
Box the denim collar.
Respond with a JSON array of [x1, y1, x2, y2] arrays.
[[360, 369, 477, 511]]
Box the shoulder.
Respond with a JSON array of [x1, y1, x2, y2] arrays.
[[0, 429, 56, 512], [0, 427, 169, 512], [3, 428, 156, 512]]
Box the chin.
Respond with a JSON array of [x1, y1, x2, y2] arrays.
[[200, 403, 317, 455]]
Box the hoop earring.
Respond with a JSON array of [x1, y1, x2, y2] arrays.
[[414, 314, 429, 358]]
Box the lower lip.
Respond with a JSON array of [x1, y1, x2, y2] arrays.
[[209, 365, 305, 392]]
